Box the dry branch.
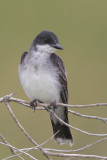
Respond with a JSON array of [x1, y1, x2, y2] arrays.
[[0, 93, 107, 160], [16, 137, 107, 153], [1, 93, 107, 108], [2, 94, 51, 160], [0, 141, 37, 160]]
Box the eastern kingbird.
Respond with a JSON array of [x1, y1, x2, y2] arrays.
[[18, 31, 74, 146]]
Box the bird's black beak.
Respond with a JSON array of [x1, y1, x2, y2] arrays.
[[52, 44, 64, 50]]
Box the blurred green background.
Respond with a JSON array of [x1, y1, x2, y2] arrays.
[[0, 0, 107, 159]]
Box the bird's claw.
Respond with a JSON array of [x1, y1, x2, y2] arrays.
[[30, 99, 38, 112], [48, 101, 58, 111]]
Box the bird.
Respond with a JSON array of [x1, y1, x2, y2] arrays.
[[18, 30, 74, 146]]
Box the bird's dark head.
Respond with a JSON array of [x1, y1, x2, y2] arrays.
[[32, 30, 63, 53]]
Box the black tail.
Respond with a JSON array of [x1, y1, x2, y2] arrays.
[[50, 106, 74, 146]]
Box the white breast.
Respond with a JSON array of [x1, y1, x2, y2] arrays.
[[18, 52, 61, 103]]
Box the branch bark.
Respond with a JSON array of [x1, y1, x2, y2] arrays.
[[0, 93, 107, 160]]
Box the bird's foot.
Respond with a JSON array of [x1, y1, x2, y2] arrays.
[[30, 99, 42, 112], [48, 101, 58, 111]]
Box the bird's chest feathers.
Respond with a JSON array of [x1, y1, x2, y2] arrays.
[[20, 53, 60, 102]]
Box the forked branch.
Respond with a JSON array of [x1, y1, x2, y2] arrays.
[[0, 93, 107, 160]]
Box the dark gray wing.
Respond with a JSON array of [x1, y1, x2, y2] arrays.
[[50, 53, 73, 145], [20, 51, 28, 64], [50, 53, 68, 104]]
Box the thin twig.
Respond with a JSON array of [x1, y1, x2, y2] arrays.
[[49, 109, 107, 137], [13, 131, 60, 158], [0, 142, 37, 160], [6, 137, 107, 160], [0, 93, 107, 160], [0, 133, 14, 154], [0, 93, 107, 108], [1, 94, 107, 138], [1, 93, 106, 124], [46, 152, 107, 159], [0, 133, 24, 160], [43, 137, 107, 153], [1, 93, 107, 124], [33, 107, 107, 124], [68, 110, 107, 124], [18, 137, 107, 154], [3, 100, 51, 160]]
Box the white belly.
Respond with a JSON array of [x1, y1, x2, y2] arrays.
[[19, 66, 61, 103]]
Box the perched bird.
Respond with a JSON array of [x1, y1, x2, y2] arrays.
[[18, 30, 74, 146]]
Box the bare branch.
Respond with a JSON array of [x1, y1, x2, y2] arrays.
[[0, 133, 14, 154], [68, 110, 107, 124], [43, 137, 107, 153], [0, 93, 107, 160], [17, 137, 107, 153], [45, 152, 107, 159], [49, 109, 107, 137], [0, 142, 37, 160], [1, 93, 107, 124], [0, 133, 24, 160], [33, 107, 107, 124], [3, 100, 51, 160], [1, 93, 107, 108], [14, 131, 60, 158]]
